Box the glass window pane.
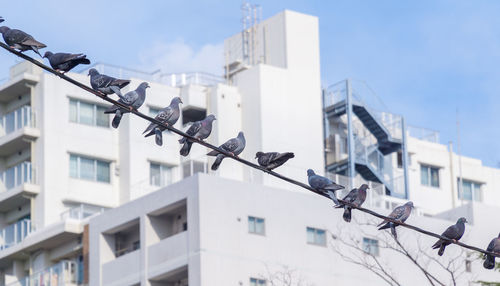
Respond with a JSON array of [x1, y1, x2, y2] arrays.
[[462, 181, 472, 201], [316, 229, 326, 245], [96, 161, 110, 183], [306, 227, 315, 243], [5, 112, 15, 134], [15, 164, 21, 186], [96, 105, 109, 127], [80, 157, 95, 180], [161, 166, 172, 186], [16, 109, 22, 129], [5, 167, 14, 189], [79, 102, 94, 125], [69, 99, 78, 122], [256, 218, 265, 234], [69, 155, 78, 178], [420, 165, 428, 186], [150, 163, 160, 186], [431, 168, 439, 187], [248, 217, 255, 233]]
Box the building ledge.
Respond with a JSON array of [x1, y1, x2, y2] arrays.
[[0, 73, 39, 102], [0, 183, 39, 212], [0, 127, 40, 156]]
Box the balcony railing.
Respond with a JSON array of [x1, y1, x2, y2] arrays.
[[0, 106, 35, 137], [7, 260, 79, 286], [0, 219, 31, 251], [60, 204, 106, 221], [0, 161, 34, 192]]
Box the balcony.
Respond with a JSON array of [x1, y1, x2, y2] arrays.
[[0, 161, 39, 212], [0, 105, 39, 156], [60, 204, 107, 221], [0, 61, 41, 103], [0, 219, 31, 251], [6, 260, 79, 286]]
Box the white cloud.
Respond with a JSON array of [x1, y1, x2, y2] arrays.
[[138, 39, 224, 76]]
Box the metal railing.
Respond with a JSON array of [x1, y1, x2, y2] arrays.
[[7, 260, 78, 286], [0, 219, 31, 251], [407, 125, 440, 143], [60, 204, 106, 221], [80, 63, 223, 87], [0, 105, 36, 137], [0, 161, 34, 192]]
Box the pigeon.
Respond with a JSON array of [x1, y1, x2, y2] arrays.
[[43, 51, 90, 73], [334, 184, 369, 222], [431, 217, 468, 256], [378, 201, 414, 238], [206, 132, 246, 170], [0, 26, 46, 56], [104, 82, 150, 128], [484, 233, 500, 269], [88, 68, 130, 97], [0, 17, 4, 23], [255, 152, 295, 171], [179, 115, 217, 156], [143, 97, 183, 146], [307, 169, 345, 205]]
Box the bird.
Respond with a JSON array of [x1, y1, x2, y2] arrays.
[[207, 132, 246, 170], [43, 51, 90, 74], [104, 82, 149, 128], [484, 233, 500, 269], [143, 97, 183, 146], [307, 169, 345, 205], [255, 152, 295, 171], [0, 26, 46, 56], [378, 201, 414, 239], [431, 217, 468, 256], [179, 115, 216, 156], [88, 68, 130, 98], [0, 17, 4, 23], [334, 184, 369, 222]]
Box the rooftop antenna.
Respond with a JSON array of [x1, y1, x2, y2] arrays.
[[241, 1, 261, 66], [456, 108, 464, 205]]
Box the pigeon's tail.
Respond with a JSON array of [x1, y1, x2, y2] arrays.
[[431, 240, 443, 250], [207, 149, 219, 156], [211, 155, 224, 170], [180, 142, 193, 157], [378, 222, 391, 230], [343, 207, 352, 223], [104, 105, 119, 114], [155, 129, 163, 146], [31, 46, 42, 57], [143, 122, 156, 136], [112, 112, 122, 129], [390, 225, 398, 239], [438, 245, 446, 256], [178, 137, 187, 144], [484, 255, 496, 269], [114, 79, 131, 89]]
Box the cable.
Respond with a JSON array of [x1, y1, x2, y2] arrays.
[[0, 42, 498, 258]]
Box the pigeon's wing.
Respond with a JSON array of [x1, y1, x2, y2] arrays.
[[388, 205, 406, 220], [6, 30, 32, 44], [55, 53, 85, 64], [342, 188, 359, 203], [309, 175, 329, 189], [441, 224, 460, 239], [122, 90, 139, 105], [94, 74, 115, 88], [186, 121, 202, 136], [157, 107, 174, 123], [486, 239, 497, 253], [221, 138, 240, 152]]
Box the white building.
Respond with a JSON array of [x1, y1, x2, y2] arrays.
[[0, 8, 497, 286]]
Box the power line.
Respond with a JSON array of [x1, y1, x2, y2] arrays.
[[0, 42, 497, 259]]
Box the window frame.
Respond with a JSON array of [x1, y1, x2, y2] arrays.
[[250, 278, 267, 286], [69, 154, 111, 183], [420, 164, 440, 188], [306, 227, 327, 246], [149, 162, 174, 187], [362, 237, 380, 256], [248, 216, 266, 236], [69, 98, 110, 128], [457, 178, 483, 202]]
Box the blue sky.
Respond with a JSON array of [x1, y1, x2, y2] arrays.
[[1, 1, 499, 167]]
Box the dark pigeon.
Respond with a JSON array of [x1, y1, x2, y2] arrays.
[[88, 68, 130, 97], [307, 169, 345, 205], [104, 82, 149, 128], [255, 152, 295, 171], [179, 115, 216, 156], [335, 184, 369, 222], [0, 26, 46, 56], [484, 233, 500, 269], [432, 217, 468, 256], [43, 51, 90, 73], [143, 97, 183, 146], [207, 132, 246, 170], [378, 201, 414, 238]]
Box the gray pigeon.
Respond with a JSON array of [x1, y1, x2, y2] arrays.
[[378, 201, 414, 238], [255, 152, 295, 171], [179, 115, 216, 156], [207, 132, 246, 170], [0, 26, 46, 56], [432, 217, 467, 256], [484, 233, 500, 269], [335, 184, 369, 222], [104, 82, 150, 128], [43, 51, 90, 73], [307, 169, 345, 205], [143, 97, 183, 146], [88, 68, 130, 97]]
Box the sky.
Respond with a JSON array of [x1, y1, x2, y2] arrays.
[[0, 0, 499, 167]]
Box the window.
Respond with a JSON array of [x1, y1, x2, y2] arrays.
[[149, 106, 161, 117], [420, 164, 439, 188], [465, 260, 472, 272], [306, 227, 326, 246], [182, 160, 207, 178], [149, 163, 173, 187], [458, 179, 482, 202], [363, 237, 379, 256], [250, 278, 266, 286], [69, 154, 110, 183], [248, 216, 265, 235], [69, 99, 109, 127]]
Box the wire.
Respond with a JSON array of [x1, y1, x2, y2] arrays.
[[0, 42, 498, 258]]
